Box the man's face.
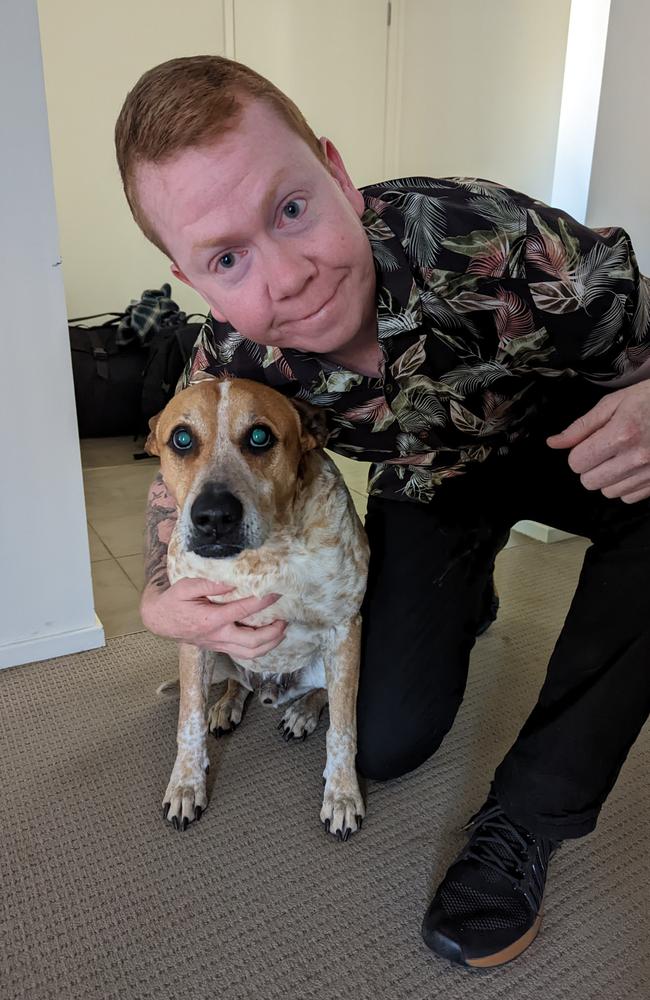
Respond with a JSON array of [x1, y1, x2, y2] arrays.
[[135, 100, 376, 356]]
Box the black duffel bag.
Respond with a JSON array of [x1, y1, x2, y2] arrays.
[[69, 312, 146, 437], [141, 315, 205, 424]]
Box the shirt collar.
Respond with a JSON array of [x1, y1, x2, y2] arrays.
[[361, 201, 423, 343]]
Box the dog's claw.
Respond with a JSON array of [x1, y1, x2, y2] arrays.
[[356, 814, 363, 830], [205, 764, 210, 774], [162, 803, 170, 819], [336, 829, 343, 842], [342, 827, 351, 842], [301, 732, 308, 741], [277, 720, 285, 731], [181, 817, 189, 832], [194, 806, 202, 822], [172, 815, 179, 831], [324, 819, 331, 834]]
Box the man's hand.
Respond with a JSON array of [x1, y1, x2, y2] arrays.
[[141, 577, 287, 659], [546, 381, 650, 503]]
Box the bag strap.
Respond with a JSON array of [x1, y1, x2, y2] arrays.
[[86, 328, 110, 380]]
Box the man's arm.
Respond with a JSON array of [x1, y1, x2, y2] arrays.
[[547, 379, 650, 503], [521, 208, 650, 502], [143, 472, 177, 595]]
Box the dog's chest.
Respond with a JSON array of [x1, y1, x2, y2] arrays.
[[168, 532, 351, 676]]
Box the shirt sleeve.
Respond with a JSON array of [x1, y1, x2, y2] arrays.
[[524, 204, 650, 383]]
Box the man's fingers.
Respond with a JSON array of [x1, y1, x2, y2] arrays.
[[579, 453, 646, 491], [218, 592, 282, 624], [204, 620, 287, 658], [546, 393, 618, 450], [174, 577, 235, 599], [620, 485, 650, 504], [224, 619, 286, 645], [601, 471, 650, 500]]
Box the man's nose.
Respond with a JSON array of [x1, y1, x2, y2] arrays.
[[265, 243, 317, 302]]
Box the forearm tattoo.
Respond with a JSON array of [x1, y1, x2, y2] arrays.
[[143, 473, 177, 591]]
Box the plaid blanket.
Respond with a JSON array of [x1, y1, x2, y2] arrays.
[[115, 283, 186, 347]]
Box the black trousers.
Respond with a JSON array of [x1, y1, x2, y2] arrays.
[[355, 380, 650, 841]]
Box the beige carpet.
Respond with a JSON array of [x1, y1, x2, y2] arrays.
[[1, 538, 648, 1000]]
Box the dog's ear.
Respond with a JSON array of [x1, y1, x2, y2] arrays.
[[144, 412, 161, 456], [290, 398, 330, 451]]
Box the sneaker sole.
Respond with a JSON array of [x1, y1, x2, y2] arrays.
[[467, 913, 543, 968], [424, 912, 543, 969]]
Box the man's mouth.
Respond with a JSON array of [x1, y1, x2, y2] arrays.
[[284, 278, 343, 326]]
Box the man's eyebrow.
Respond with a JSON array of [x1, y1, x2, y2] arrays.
[[191, 169, 290, 255]]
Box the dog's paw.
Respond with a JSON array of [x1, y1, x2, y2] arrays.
[[278, 689, 327, 741], [320, 780, 365, 842], [208, 693, 246, 737], [162, 767, 208, 832]]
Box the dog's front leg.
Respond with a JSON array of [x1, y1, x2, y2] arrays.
[[163, 643, 210, 831], [320, 616, 365, 841]]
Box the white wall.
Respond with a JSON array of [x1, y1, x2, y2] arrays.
[[396, 0, 571, 202], [550, 0, 611, 223], [0, 0, 103, 668], [587, 0, 650, 273], [37, 0, 225, 319]]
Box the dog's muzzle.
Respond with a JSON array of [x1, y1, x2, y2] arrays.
[[189, 485, 245, 558]]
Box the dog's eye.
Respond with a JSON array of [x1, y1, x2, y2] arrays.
[[248, 425, 274, 450], [171, 427, 193, 451]]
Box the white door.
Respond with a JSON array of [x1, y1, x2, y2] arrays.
[[233, 0, 391, 187]]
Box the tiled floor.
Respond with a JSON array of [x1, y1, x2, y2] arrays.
[[81, 436, 546, 639]]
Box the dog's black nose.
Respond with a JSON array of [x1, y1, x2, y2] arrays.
[[191, 488, 243, 539]]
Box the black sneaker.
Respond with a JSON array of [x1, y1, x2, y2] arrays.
[[421, 796, 559, 968]]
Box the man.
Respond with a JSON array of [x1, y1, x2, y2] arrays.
[[115, 55, 650, 968]]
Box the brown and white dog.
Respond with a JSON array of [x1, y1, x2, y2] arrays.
[[146, 374, 369, 840]]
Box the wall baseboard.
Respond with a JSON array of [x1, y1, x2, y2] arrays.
[[513, 520, 576, 544], [0, 615, 105, 670]]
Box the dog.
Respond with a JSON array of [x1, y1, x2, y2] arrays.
[[145, 373, 370, 840]]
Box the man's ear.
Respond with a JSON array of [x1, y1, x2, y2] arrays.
[[169, 264, 227, 323], [319, 136, 365, 218], [170, 261, 193, 289], [291, 398, 329, 451], [144, 412, 161, 456]]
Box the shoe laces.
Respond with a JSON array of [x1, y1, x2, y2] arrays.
[[461, 800, 556, 911]]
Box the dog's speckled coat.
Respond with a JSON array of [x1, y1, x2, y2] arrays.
[[147, 375, 369, 838]]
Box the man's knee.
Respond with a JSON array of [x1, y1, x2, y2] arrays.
[[355, 709, 457, 781]]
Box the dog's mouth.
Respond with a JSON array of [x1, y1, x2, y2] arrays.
[[189, 541, 245, 559]]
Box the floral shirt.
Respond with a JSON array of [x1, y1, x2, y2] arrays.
[[179, 177, 650, 503]]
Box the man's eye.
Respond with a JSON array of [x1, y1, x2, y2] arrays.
[[282, 198, 306, 221]]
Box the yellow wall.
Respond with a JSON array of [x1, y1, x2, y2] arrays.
[[37, 0, 224, 318]]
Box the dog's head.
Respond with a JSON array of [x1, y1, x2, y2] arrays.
[[146, 375, 328, 558]]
